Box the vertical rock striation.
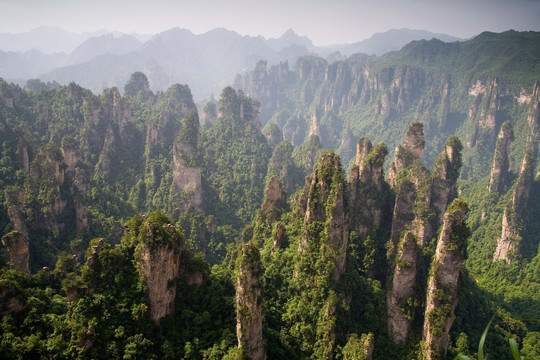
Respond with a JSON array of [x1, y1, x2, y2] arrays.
[[137, 214, 184, 323], [300, 150, 349, 282], [386, 231, 417, 343], [1, 231, 30, 274], [171, 110, 203, 212], [493, 151, 535, 263], [349, 139, 389, 239], [236, 242, 266, 360], [423, 199, 469, 360], [261, 175, 288, 226], [488, 121, 514, 193], [431, 136, 463, 224]]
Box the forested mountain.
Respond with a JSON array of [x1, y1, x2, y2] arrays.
[[0, 30, 539, 360], [0, 28, 460, 101], [235, 30, 540, 180]]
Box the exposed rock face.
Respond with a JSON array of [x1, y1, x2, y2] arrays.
[[388, 124, 426, 248], [423, 199, 469, 360], [1, 231, 30, 274], [342, 333, 375, 360], [61, 136, 83, 168], [300, 151, 348, 282], [468, 78, 500, 131], [272, 222, 287, 250], [388, 122, 425, 188], [389, 177, 416, 250], [236, 242, 265, 360], [432, 137, 463, 224], [261, 176, 288, 225], [493, 151, 535, 263], [137, 218, 184, 323], [387, 231, 417, 343], [234, 60, 290, 125], [349, 139, 389, 238], [4, 188, 27, 237], [526, 82, 539, 146], [27, 144, 68, 228], [171, 110, 203, 212], [488, 121, 514, 193]]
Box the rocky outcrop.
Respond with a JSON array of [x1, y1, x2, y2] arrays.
[[4, 188, 27, 238], [468, 78, 500, 131], [137, 216, 184, 323], [170, 110, 203, 212], [300, 151, 348, 282], [423, 199, 469, 360], [61, 136, 83, 168], [1, 231, 30, 274], [218, 87, 262, 130], [387, 231, 417, 343], [236, 242, 265, 360], [493, 151, 535, 263], [272, 222, 287, 251], [431, 136, 463, 224], [388, 123, 426, 248], [526, 82, 539, 146], [261, 176, 288, 225], [349, 139, 389, 238], [488, 121, 514, 193], [387, 122, 425, 188]]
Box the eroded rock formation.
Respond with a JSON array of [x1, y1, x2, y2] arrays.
[[493, 151, 535, 263], [488, 121, 514, 193], [387, 231, 417, 343], [431, 136, 463, 224], [300, 150, 348, 282], [261, 176, 288, 225], [349, 139, 389, 238], [1, 231, 30, 274], [171, 110, 203, 212], [236, 242, 265, 360], [137, 217, 184, 323], [423, 199, 469, 360]]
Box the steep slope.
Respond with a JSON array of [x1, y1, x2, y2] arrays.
[[236, 30, 540, 181]]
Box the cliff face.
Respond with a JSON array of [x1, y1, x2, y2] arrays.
[[236, 242, 265, 360], [349, 139, 389, 239], [493, 151, 535, 263], [1, 231, 30, 274], [431, 137, 463, 224], [136, 216, 184, 323], [488, 121, 514, 193], [171, 110, 203, 212], [387, 122, 425, 188], [4, 188, 27, 238], [261, 175, 288, 226], [386, 231, 417, 343], [423, 199, 469, 360], [388, 123, 426, 248], [300, 151, 348, 282]]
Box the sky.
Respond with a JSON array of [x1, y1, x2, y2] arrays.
[[1, 0, 540, 45]]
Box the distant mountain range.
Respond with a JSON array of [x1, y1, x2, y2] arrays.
[[0, 27, 463, 101]]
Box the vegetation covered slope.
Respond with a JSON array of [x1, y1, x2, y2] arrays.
[[0, 30, 539, 359], [235, 30, 540, 180]]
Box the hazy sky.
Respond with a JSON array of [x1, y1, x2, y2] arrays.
[[1, 0, 539, 45]]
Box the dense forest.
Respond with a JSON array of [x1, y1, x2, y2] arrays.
[[0, 30, 539, 359]]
